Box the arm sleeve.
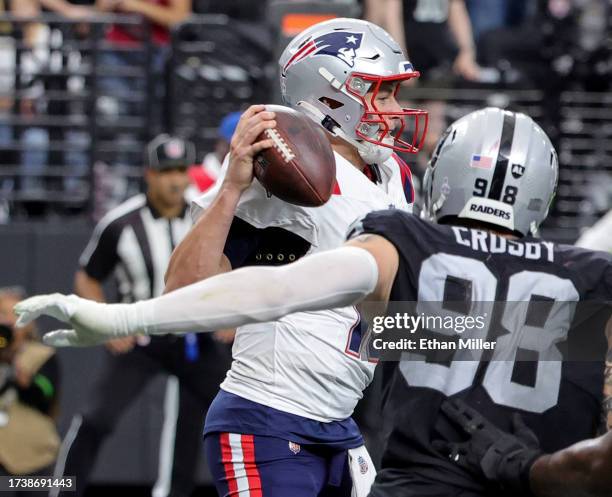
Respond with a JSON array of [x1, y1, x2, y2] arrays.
[[141, 246, 379, 334], [71, 246, 379, 338]]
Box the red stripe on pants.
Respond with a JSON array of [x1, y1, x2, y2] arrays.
[[241, 434, 262, 497], [220, 433, 239, 496]]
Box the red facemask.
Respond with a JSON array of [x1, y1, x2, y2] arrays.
[[345, 72, 429, 154]]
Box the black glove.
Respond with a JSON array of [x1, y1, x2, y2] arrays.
[[434, 398, 543, 496]]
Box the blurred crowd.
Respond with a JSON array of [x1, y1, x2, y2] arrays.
[[367, 0, 610, 90], [0, 0, 609, 223]]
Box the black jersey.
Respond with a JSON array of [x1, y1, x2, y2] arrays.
[[350, 210, 612, 495]]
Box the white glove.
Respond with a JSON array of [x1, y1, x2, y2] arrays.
[[14, 246, 379, 347]]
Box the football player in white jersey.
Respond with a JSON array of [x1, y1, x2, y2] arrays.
[[66, 18, 427, 497], [161, 18, 426, 497]]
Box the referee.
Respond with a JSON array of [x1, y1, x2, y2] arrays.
[[51, 134, 232, 497]]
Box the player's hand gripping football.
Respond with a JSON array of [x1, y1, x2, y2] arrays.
[[13, 293, 132, 347], [434, 398, 543, 496], [223, 105, 275, 193]]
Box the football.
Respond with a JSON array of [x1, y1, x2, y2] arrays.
[[253, 105, 336, 207]]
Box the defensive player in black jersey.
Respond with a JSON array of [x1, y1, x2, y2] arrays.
[[14, 108, 612, 497], [344, 107, 612, 497]]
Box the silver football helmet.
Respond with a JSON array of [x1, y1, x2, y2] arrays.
[[279, 18, 428, 164], [422, 107, 559, 237]]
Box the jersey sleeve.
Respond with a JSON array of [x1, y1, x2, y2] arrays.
[[346, 209, 413, 246], [79, 219, 122, 281], [347, 209, 422, 301]]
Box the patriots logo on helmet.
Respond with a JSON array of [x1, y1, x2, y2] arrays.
[[283, 31, 364, 73]]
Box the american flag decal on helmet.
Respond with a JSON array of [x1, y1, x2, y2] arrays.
[[283, 31, 364, 73]]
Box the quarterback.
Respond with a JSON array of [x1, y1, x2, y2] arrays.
[[165, 17, 427, 497]]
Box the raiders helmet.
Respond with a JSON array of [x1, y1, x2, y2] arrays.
[[423, 107, 559, 237]]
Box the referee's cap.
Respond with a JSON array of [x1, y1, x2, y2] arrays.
[[146, 134, 196, 170]]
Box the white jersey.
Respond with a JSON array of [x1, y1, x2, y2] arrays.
[[575, 210, 612, 253], [192, 151, 413, 422]]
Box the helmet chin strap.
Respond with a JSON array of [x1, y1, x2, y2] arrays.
[[296, 101, 394, 164], [356, 137, 394, 164]]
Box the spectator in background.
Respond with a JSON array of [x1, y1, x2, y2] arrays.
[[0, 287, 61, 497], [192, 0, 265, 20], [51, 134, 232, 497], [186, 110, 240, 197], [37, 0, 95, 19], [366, 0, 481, 81], [31, 0, 95, 202], [0, 0, 18, 213], [33, 0, 194, 171], [94, 0, 192, 134], [35, 0, 192, 32], [464, 0, 531, 42], [465, 0, 508, 41], [0, 0, 52, 211], [18, 0, 193, 146], [477, 0, 610, 91], [0, 0, 99, 218]]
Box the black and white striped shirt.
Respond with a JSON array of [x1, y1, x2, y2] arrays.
[[79, 194, 192, 302]]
